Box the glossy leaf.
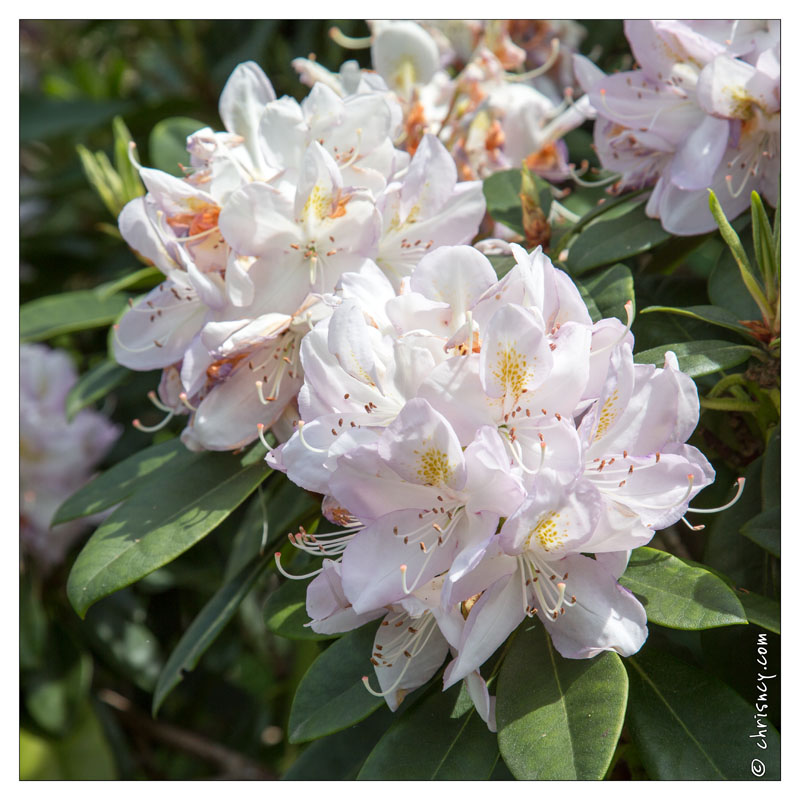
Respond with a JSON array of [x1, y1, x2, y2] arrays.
[[626, 647, 780, 779], [634, 339, 758, 377], [284, 707, 395, 780], [620, 547, 747, 630], [640, 304, 754, 339], [20, 290, 130, 342], [65, 360, 130, 421], [289, 623, 383, 743], [576, 263, 634, 323], [496, 623, 627, 780], [263, 577, 338, 642], [736, 590, 780, 634], [358, 681, 500, 780], [67, 452, 269, 617], [567, 203, 670, 274], [153, 555, 270, 715], [149, 117, 206, 175], [54, 438, 198, 524], [740, 508, 781, 557], [483, 169, 524, 237]]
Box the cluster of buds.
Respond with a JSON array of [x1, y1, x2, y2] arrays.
[[268, 244, 738, 727]]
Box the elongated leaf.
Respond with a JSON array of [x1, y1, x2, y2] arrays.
[[634, 339, 758, 377], [285, 707, 396, 780], [65, 360, 130, 421], [626, 647, 780, 779], [736, 590, 780, 634], [708, 240, 762, 320], [568, 203, 670, 273], [20, 291, 130, 342], [740, 508, 780, 557], [289, 623, 384, 743], [54, 438, 198, 524], [620, 547, 747, 630], [751, 192, 777, 297], [263, 577, 338, 642], [576, 263, 634, 323], [358, 681, 499, 780], [153, 555, 270, 715], [483, 169, 524, 237], [640, 304, 754, 339], [761, 427, 780, 510], [95, 266, 162, 299], [67, 452, 269, 617], [496, 623, 627, 780], [149, 117, 206, 175]]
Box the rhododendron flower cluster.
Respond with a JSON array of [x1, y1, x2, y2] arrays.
[[575, 19, 780, 234], [112, 61, 485, 451], [269, 243, 719, 727], [20, 344, 120, 567], [295, 20, 592, 183]]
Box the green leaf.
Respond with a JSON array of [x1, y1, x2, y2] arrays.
[[640, 304, 755, 339], [20, 575, 48, 671], [634, 339, 758, 377], [358, 681, 499, 779], [496, 622, 627, 780], [483, 169, 524, 237], [567, 203, 670, 274], [65, 360, 130, 422], [626, 647, 780, 779], [20, 703, 117, 780], [619, 547, 747, 630], [264, 577, 338, 641], [95, 266, 162, 299], [761, 427, 780, 510], [54, 438, 198, 524], [751, 192, 778, 300], [289, 623, 384, 743], [67, 451, 269, 617], [20, 94, 134, 141], [153, 555, 270, 715], [284, 707, 396, 780], [487, 254, 517, 280], [575, 263, 634, 323], [20, 291, 130, 342], [736, 590, 780, 634], [740, 508, 781, 557], [149, 117, 206, 176]]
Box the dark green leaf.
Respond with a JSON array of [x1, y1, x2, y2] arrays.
[[483, 169, 524, 237], [736, 590, 780, 634], [358, 681, 499, 779], [284, 707, 395, 780], [708, 239, 762, 320], [487, 254, 517, 280], [54, 438, 198, 524], [740, 508, 781, 557], [20, 94, 134, 141], [496, 623, 627, 780], [20, 575, 48, 671], [751, 192, 778, 296], [153, 555, 270, 715], [149, 117, 206, 175], [263, 577, 338, 642], [576, 263, 634, 323], [761, 427, 780, 510], [65, 361, 130, 422], [620, 547, 747, 630], [20, 291, 130, 342], [640, 304, 755, 339], [289, 623, 384, 743], [95, 266, 162, 299], [67, 452, 269, 617], [20, 703, 117, 780], [568, 203, 670, 274], [634, 339, 758, 377], [626, 647, 780, 779]]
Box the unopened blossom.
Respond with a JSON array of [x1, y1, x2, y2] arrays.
[[20, 344, 120, 568]]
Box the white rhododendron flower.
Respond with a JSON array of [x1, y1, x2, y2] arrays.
[[20, 344, 120, 567], [270, 243, 729, 728]]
